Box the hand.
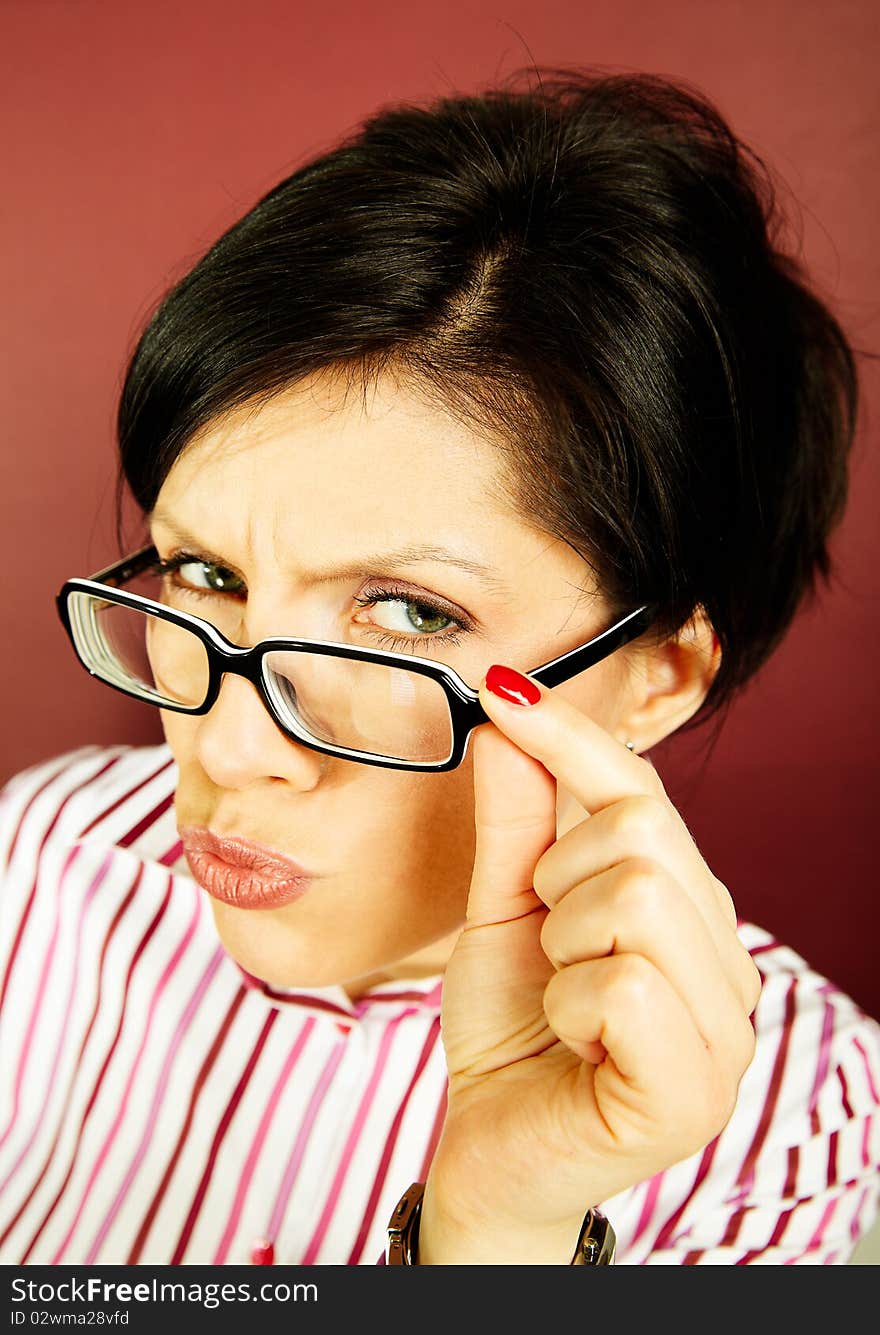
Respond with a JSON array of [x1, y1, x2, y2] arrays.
[[420, 668, 761, 1264]]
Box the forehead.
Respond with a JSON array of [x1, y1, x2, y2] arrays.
[[170, 371, 507, 483], [155, 372, 532, 552], [153, 371, 603, 626]]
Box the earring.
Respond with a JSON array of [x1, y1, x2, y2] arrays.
[[624, 739, 636, 752]]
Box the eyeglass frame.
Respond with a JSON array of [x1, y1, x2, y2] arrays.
[[56, 545, 658, 773]]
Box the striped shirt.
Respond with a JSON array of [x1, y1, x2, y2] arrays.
[[0, 743, 878, 1265]]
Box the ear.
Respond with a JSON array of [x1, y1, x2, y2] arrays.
[[615, 608, 721, 754]]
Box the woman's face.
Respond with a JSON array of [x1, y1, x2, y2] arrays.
[[152, 370, 638, 996]]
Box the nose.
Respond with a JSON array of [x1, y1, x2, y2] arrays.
[[194, 671, 326, 792]]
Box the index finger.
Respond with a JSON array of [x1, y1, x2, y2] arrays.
[[476, 664, 665, 816]]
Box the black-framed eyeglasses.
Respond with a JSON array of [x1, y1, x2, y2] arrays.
[[57, 546, 657, 773]]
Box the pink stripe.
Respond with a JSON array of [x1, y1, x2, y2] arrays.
[[13, 752, 177, 1189], [17, 864, 155, 1262], [861, 1115, 872, 1170], [49, 876, 200, 1262], [0, 754, 121, 1016], [116, 793, 174, 848], [302, 1010, 414, 1264], [418, 1080, 447, 1182], [853, 1036, 880, 1105], [735, 1189, 803, 1263], [347, 1015, 442, 1264], [2, 752, 85, 868], [264, 1039, 347, 1244], [836, 1064, 853, 1119], [83, 943, 225, 1262], [238, 968, 354, 1018], [159, 839, 183, 867], [0, 844, 81, 1156], [353, 982, 443, 1012], [630, 1171, 666, 1246], [808, 999, 836, 1135], [827, 1129, 839, 1187], [851, 1185, 870, 1241], [76, 755, 174, 837], [747, 940, 782, 957], [0, 849, 114, 1190], [170, 1011, 278, 1262], [805, 1196, 838, 1253], [652, 1138, 719, 1251], [730, 976, 799, 1208], [211, 1017, 317, 1264]]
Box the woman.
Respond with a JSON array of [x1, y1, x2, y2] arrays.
[[1, 67, 877, 1266]]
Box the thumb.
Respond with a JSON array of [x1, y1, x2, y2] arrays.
[[465, 720, 559, 929]]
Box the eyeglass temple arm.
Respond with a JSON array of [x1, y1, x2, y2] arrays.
[[88, 545, 159, 588], [527, 605, 658, 690]]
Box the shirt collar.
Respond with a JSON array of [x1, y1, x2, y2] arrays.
[[233, 962, 443, 1021]]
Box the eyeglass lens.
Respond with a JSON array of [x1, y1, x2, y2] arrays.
[[67, 581, 456, 765]]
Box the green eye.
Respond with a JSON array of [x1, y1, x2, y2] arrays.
[[400, 600, 453, 634], [173, 559, 245, 594]]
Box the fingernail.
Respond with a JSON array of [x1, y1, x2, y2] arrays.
[[484, 664, 542, 707]]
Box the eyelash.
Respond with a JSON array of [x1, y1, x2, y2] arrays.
[[155, 554, 469, 653], [353, 584, 466, 653]]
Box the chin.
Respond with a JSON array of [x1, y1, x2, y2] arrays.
[[207, 897, 372, 990]]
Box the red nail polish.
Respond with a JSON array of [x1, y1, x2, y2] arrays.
[[251, 1239, 275, 1265], [484, 664, 541, 707]]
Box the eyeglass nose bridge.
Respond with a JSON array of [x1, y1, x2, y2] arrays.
[[198, 629, 276, 701]]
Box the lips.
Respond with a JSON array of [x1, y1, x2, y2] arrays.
[[178, 826, 314, 910]]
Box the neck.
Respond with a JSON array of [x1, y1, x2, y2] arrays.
[[342, 926, 461, 1001]]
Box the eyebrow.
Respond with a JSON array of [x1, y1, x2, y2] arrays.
[[148, 511, 510, 595]]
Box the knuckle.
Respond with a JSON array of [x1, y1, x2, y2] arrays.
[[711, 875, 739, 927], [611, 794, 670, 846], [532, 849, 557, 901], [613, 858, 669, 921], [733, 1013, 758, 1074], [742, 956, 763, 1014], [602, 952, 657, 1011], [539, 910, 563, 964], [638, 759, 668, 799], [542, 965, 565, 1015]]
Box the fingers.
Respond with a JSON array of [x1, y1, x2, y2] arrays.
[[536, 794, 739, 937], [543, 954, 749, 1156], [539, 858, 761, 1041], [464, 721, 558, 929], [469, 663, 761, 1056], [479, 670, 739, 934], [477, 670, 667, 817]]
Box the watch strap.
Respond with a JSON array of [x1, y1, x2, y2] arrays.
[[385, 1183, 616, 1265], [386, 1182, 425, 1264]]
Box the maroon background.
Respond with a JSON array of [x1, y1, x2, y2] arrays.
[[2, 1, 877, 1017]]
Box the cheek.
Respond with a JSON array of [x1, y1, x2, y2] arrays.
[[399, 759, 477, 860], [159, 708, 195, 767], [361, 754, 477, 888]]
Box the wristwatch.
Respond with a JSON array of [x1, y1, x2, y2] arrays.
[[571, 1205, 617, 1264], [386, 1183, 616, 1265]]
